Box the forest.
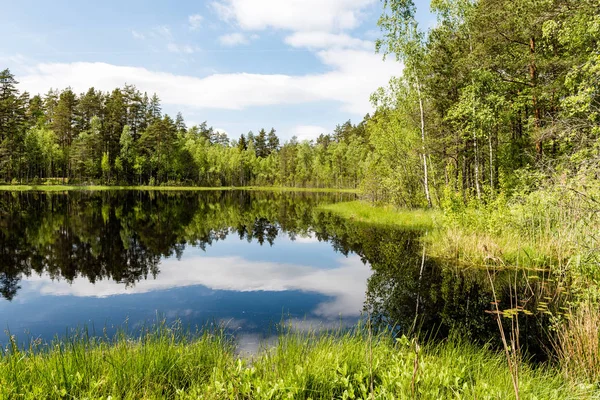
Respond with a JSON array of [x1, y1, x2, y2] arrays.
[[1, 0, 598, 208], [0, 71, 369, 188]]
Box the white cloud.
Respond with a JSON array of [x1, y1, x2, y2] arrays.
[[152, 25, 172, 40], [23, 254, 372, 319], [167, 43, 197, 54], [188, 14, 204, 30], [285, 31, 373, 50], [218, 32, 249, 46], [17, 48, 399, 115], [291, 125, 327, 142], [287, 318, 356, 333], [211, 0, 375, 32], [236, 334, 278, 355], [131, 30, 145, 40], [292, 235, 321, 244]]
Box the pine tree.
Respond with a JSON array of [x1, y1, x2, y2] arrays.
[[122, 84, 144, 139], [237, 134, 247, 151], [27, 94, 45, 126], [0, 69, 27, 181], [104, 89, 126, 169], [148, 93, 161, 122], [76, 87, 103, 133], [0, 69, 21, 142], [53, 88, 78, 180], [267, 128, 280, 154], [255, 128, 268, 158], [175, 112, 187, 136], [43, 89, 59, 125]]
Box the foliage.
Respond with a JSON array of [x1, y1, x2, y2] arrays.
[[2, 0, 597, 202], [0, 0, 599, 393], [365, 0, 600, 207]]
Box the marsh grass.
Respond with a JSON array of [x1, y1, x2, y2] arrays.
[[319, 192, 596, 273], [0, 322, 593, 399], [318, 200, 440, 230], [555, 300, 600, 384], [322, 193, 600, 392], [428, 188, 599, 274]]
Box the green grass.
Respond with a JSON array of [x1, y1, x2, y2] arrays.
[[320, 192, 599, 274], [318, 200, 440, 230], [0, 184, 359, 193], [1, 324, 231, 399], [1, 324, 593, 399]]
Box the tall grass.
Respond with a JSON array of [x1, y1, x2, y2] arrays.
[[320, 189, 597, 273], [0, 323, 232, 399], [427, 186, 600, 383], [428, 187, 600, 274], [0, 323, 593, 399], [319, 188, 597, 272], [555, 300, 600, 384]]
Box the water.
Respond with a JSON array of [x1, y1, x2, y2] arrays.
[[0, 190, 558, 357]]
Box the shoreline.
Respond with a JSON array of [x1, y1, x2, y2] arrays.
[[0, 184, 359, 193]]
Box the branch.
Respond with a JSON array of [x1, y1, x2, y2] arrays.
[[493, 70, 534, 87], [497, 31, 529, 47]]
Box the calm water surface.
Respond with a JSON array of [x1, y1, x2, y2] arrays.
[[0, 190, 558, 357]]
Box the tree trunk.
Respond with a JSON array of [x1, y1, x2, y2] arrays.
[[472, 87, 481, 200], [415, 76, 432, 208], [489, 127, 494, 192], [473, 134, 481, 199], [530, 37, 542, 158]]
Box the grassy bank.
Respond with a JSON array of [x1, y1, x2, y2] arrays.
[[322, 188, 599, 274], [425, 189, 600, 274], [1, 325, 593, 399], [318, 201, 440, 230], [0, 184, 359, 193]]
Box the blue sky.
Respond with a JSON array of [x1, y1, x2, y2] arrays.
[[1, 0, 434, 141]]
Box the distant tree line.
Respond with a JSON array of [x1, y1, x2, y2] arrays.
[[0, 70, 370, 188]]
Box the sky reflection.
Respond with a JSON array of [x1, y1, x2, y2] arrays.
[[2, 233, 372, 341]]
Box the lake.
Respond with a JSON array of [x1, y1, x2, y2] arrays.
[[0, 190, 556, 357]]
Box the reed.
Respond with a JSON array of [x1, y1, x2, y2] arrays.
[[555, 300, 600, 384]]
